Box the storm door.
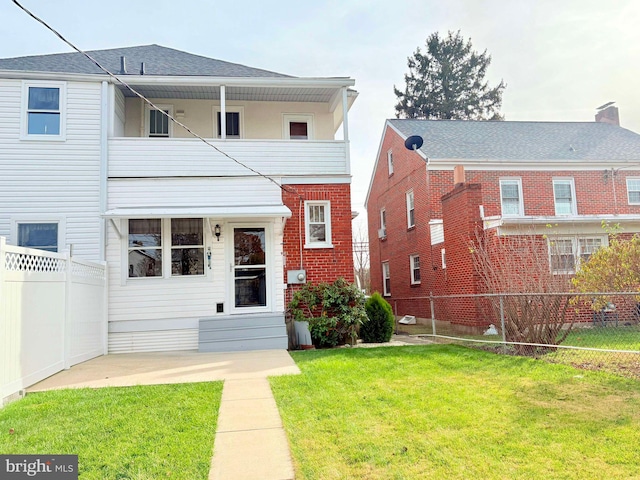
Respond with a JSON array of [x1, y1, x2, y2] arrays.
[[233, 227, 268, 309]]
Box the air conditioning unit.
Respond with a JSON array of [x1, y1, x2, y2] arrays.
[[377, 228, 386, 239]]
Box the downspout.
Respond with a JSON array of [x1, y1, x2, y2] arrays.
[[99, 81, 109, 261]]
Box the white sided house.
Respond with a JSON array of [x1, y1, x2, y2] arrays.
[[0, 45, 357, 353]]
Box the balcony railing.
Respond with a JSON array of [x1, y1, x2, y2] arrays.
[[108, 138, 348, 178]]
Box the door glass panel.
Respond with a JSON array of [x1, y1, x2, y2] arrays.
[[234, 227, 267, 308]]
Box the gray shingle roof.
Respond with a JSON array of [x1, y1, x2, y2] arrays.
[[389, 119, 640, 161], [0, 44, 292, 78]]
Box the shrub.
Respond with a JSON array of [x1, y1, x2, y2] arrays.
[[288, 278, 366, 348], [361, 293, 394, 343]]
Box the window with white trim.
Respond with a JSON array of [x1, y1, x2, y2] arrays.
[[548, 236, 605, 274], [441, 248, 446, 269], [553, 178, 577, 215], [146, 104, 173, 137], [379, 208, 386, 238], [305, 201, 332, 248], [128, 218, 205, 278], [382, 261, 391, 296], [387, 150, 394, 175], [627, 178, 640, 204], [406, 190, 415, 228], [500, 178, 524, 216], [410, 254, 421, 284], [17, 222, 59, 252], [22, 82, 66, 139], [215, 106, 244, 138], [284, 114, 313, 140]]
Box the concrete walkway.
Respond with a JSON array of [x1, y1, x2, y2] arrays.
[[28, 350, 300, 480]]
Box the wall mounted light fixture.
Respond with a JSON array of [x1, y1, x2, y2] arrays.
[[214, 224, 221, 241]]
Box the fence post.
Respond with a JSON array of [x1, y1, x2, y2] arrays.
[[0, 237, 6, 401], [394, 300, 398, 334], [63, 251, 72, 370], [499, 295, 506, 351], [430, 291, 436, 336]]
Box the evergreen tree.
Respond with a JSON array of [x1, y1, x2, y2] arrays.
[[394, 30, 506, 120]]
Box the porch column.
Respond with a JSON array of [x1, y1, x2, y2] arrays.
[[220, 85, 226, 140]]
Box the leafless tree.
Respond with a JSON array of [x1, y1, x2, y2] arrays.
[[352, 223, 370, 294]]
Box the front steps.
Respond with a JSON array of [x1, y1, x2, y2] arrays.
[[199, 313, 288, 353]]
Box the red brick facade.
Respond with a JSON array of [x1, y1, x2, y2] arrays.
[[367, 124, 640, 326], [282, 183, 354, 303]]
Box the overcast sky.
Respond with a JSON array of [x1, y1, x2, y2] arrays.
[[2, 0, 639, 231]]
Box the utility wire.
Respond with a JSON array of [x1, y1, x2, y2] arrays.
[[12, 0, 303, 199]]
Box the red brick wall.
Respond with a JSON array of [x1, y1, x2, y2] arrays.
[[282, 183, 354, 303]]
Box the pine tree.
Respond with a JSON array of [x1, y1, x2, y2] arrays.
[[394, 30, 506, 120]]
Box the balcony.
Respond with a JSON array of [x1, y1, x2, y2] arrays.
[[108, 138, 349, 178]]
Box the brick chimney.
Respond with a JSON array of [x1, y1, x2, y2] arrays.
[[595, 104, 620, 126], [453, 165, 465, 185]]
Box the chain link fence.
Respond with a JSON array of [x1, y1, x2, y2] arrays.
[[392, 292, 640, 380]]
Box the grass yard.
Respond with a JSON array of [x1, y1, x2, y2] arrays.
[[0, 382, 222, 479], [271, 345, 640, 480]]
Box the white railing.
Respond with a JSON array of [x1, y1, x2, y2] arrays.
[[108, 138, 349, 178], [0, 237, 107, 405]]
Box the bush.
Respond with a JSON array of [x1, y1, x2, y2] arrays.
[[361, 293, 394, 343], [288, 278, 366, 348]]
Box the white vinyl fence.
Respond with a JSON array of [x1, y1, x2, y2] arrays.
[[0, 237, 107, 405]]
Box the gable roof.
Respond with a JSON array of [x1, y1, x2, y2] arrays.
[[388, 119, 640, 161], [0, 44, 292, 78]]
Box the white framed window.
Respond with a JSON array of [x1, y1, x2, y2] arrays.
[[145, 104, 173, 137], [406, 190, 415, 228], [441, 248, 446, 269], [304, 201, 332, 248], [627, 178, 640, 204], [500, 178, 524, 216], [21, 81, 66, 140], [15, 222, 60, 252], [382, 261, 391, 296], [284, 114, 314, 140], [387, 149, 394, 175], [410, 254, 421, 284], [548, 236, 606, 274], [379, 208, 387, 239], [128, 218, 205, 278], [214, 106, 244, 139], [553, 178, 577, 215]]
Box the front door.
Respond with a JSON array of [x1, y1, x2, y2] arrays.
[[232, 226, 268, 310]]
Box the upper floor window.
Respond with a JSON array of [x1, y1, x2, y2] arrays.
[[387, 150, 394, 175], [406, 190, 415, 228], [305, 201, 332, 248], [627, 178, 640, 204], [215, 107, 244, 139], [379, 208, 387, 239], [22, 82, 66, 140], [284, 114, 313, 140], [382, 261, 391, 296], [441, 248, 447, 269], [410, 254, 421, 284], [553, 178, 577, 215], [500, 178, 524, 216], [17, 222, 59, 252], [146, 105, 173, 138]]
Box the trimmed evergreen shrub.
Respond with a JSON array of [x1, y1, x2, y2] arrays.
[[361, 293, 394, 343]]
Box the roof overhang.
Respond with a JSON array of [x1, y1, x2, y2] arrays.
[[484, 214, 640, 234], [103, 205, 292, 219]]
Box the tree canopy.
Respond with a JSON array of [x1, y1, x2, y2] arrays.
[[394, 30, 506, 120]]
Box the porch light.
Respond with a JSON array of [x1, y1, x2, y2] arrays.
[[214, 224, 221, 241]]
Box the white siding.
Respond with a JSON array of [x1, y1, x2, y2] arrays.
[[113, 87, 125, 137], [0, 79, 102, 259]]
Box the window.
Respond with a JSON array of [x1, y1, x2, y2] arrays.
[[627, 178, 640, 204], [146, 105, 173, 137], [215, 107, 244, 138], [22, 82, 65, 139], [441, 248, 446, 269], [500, 178, 523, 216], [305, 201, 332, 248], [410, 255, 421, 284], [406, 190, 415, 228], [548, 236, 605, 274], [387, 150, 394, 175], [284, 114, 313, 140], [17, 223, 59, 252], [553, 179, 576, 215], [379, 209, 386, 238], [382, 262, 391, 296], [128, 218, 205, 278]]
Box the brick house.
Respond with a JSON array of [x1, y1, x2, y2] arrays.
[[0, 45, 357, 352], [365, 106, 640, 329]]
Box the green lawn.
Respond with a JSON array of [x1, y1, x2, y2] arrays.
[[270, 345, 640, 480], [0, 382, 222, 479]]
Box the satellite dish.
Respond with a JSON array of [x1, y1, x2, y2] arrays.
[[404, 135, 423, 151]]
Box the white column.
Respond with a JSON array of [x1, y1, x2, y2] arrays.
[[342, 87, 350, 174], [220, 85, 226, 140]]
